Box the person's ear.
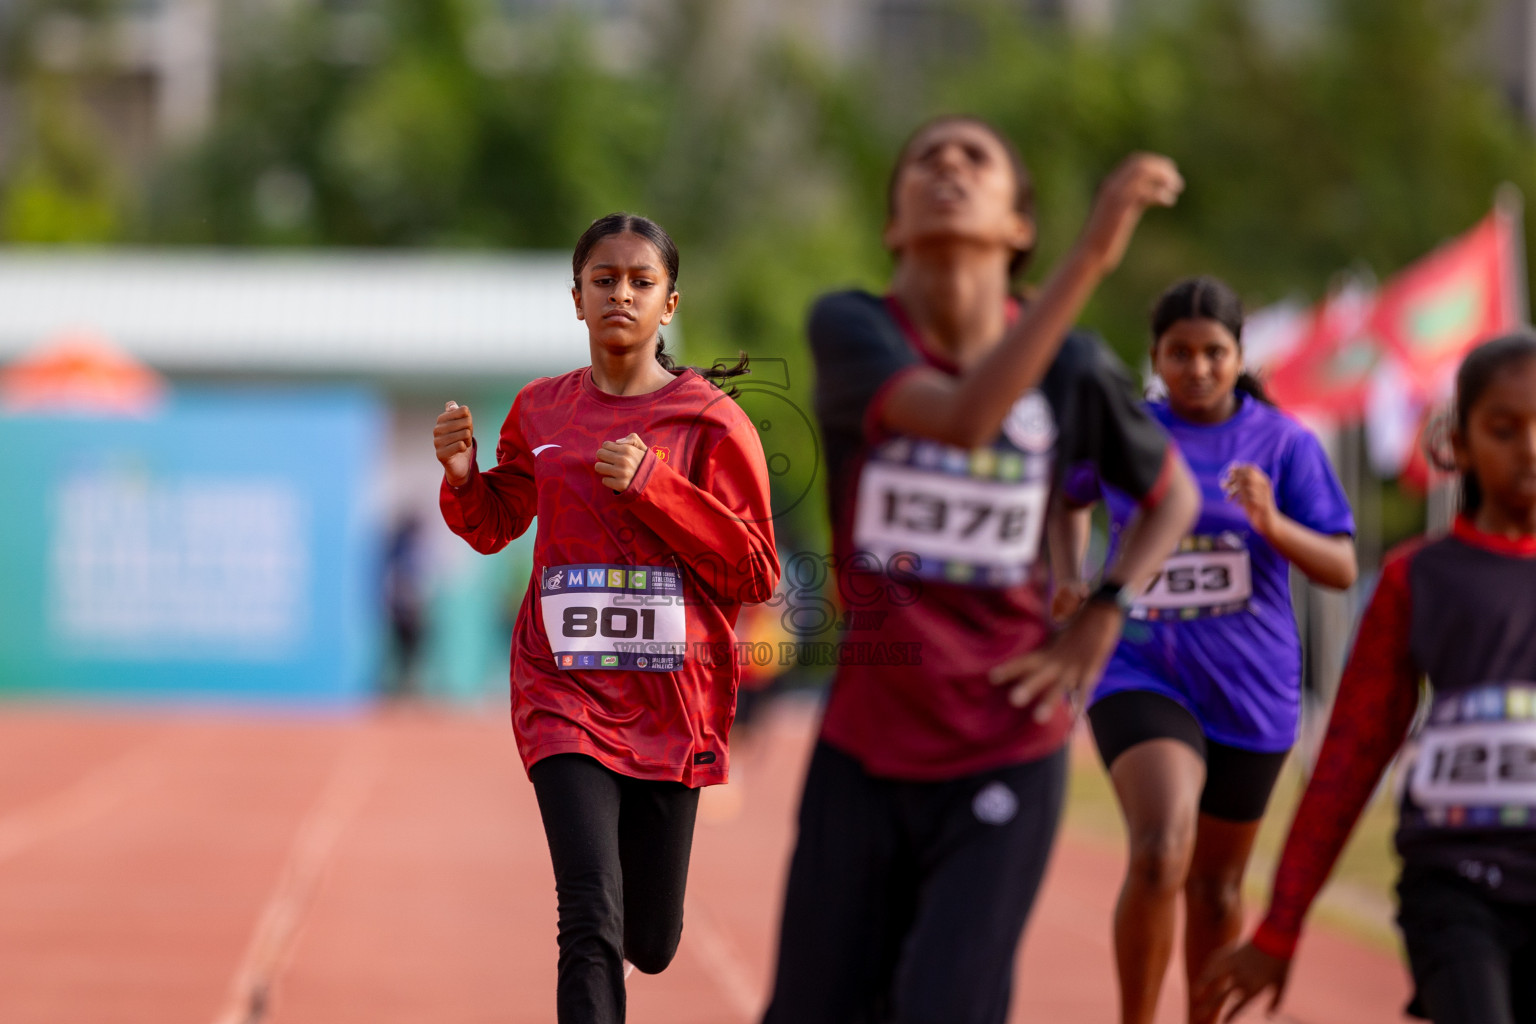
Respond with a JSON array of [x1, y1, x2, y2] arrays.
[[1450, 425, 1473, 475], [882, 217, 900, 253], [1005, 213, 1036, 255], [572, 285, 585, 321], [659, 289, 679, 326]]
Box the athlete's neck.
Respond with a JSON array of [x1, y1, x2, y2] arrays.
[[1473, 500, 1536, 541], [588, 341, 677, 397], [889, 247, 1012, 369], [1167, 391, 1239, 426]]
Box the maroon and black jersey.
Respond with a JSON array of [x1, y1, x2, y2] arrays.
[[1254, 518, 1536, 960], [810, 291, 1175, 780], [440, 367, 779, 787]]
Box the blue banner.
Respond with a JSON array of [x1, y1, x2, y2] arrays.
[[0, 388, 386, 705]]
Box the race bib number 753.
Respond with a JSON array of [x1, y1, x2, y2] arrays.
[[539, 564, 687, 672], [1131, 533, 1253, 621]]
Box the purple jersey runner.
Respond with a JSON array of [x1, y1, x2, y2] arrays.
[[1065, 394, 1354, 752]]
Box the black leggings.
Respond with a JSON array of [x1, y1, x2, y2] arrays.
[[1398, 865, 1536, 1024], [762, 741, 1067, 1024], [1088, 689, 1289, 823], [529, 753, 701, 1024]]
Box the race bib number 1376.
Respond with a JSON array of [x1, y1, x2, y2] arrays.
[[853, 439, 1049, 587]]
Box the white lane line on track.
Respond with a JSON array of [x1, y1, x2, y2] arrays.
[[211, 729, 382, 1024], [0, 737, 168, 865], [682, 891, 762, 1022]]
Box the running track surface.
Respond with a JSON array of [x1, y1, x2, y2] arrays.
[[0, 700, 1412, 1024]]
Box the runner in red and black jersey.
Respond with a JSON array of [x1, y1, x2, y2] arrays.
[[1198, 334, 1536, 1024], [760, 117, 1200, 1024], [435, 213, 779, 1024]]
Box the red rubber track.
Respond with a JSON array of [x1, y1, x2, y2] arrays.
[[0, 702, 1411, 1023]]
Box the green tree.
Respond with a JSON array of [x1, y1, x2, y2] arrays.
[[8, 0, 1534, 544]]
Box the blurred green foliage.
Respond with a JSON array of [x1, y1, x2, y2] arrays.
[[2, 0, 1533, 545]]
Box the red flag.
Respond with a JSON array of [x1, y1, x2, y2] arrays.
[[1367, 209, 1522, 401], [1264, 282, 1379, 421]]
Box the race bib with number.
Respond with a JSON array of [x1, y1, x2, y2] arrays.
[[1405, 682, 1536, 830], [1131, 532, 1253, 621], [539, 564, 687, 672], [853, 434, 1050, 587]]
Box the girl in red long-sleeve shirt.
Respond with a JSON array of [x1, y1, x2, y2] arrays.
[[434, 212, 779, 1024], [1198, 333, 1536, 1024]]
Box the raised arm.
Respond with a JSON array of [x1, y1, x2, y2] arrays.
[[437, 399, 538, 554], [1224, 463, 1358, 589], [1225, 428, 1358, 590], [1245, 509, 1357, 589], [881, 154, 1183, 448]]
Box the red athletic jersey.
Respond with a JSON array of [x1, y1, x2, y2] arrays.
[[810, 292, 1174, 780], [1254, 517, 1536, 960], [440, 367, 779, 787]]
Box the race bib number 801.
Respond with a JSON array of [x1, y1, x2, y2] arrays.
[[539, 564, 687, 672]]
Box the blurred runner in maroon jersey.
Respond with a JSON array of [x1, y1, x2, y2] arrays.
[[761, 117, 1197, 1024]]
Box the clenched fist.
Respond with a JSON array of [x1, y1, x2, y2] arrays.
[[595, 433, 648, 493], [1079, 153, 1184, 275], [435, 401, 475, 487], [1222, 462, 1279, 538]]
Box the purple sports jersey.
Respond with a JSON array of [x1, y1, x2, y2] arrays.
[[1065, 394, 1355, 752]]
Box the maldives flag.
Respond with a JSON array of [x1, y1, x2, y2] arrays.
[[1367, 208, 1523, 401], [1264, 281, 1379, 420]]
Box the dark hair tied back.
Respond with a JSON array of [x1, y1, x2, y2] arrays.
[[1232, 372, 1271, 405], [1434, 331, 1536, 514], [572, 212, 750, 394], [1150, 275, 1274, 406]]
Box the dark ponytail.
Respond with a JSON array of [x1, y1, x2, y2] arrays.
[[1427, 331, 1536, 514], [1150, 275, 1274, 406], [1234, 371, 1271, 405], [572, 212, 750, 394], [655, 336, 750, 397]]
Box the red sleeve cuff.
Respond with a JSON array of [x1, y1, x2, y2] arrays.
[[615, 448, 660, 503], [440, 457, 488, 534], [445, 440, 482, 493], [1137, 446, 1178, 510], [1251, 918, 1299, 961]]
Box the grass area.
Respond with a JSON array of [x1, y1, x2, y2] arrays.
[[1061, 733, 1406, 954]]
